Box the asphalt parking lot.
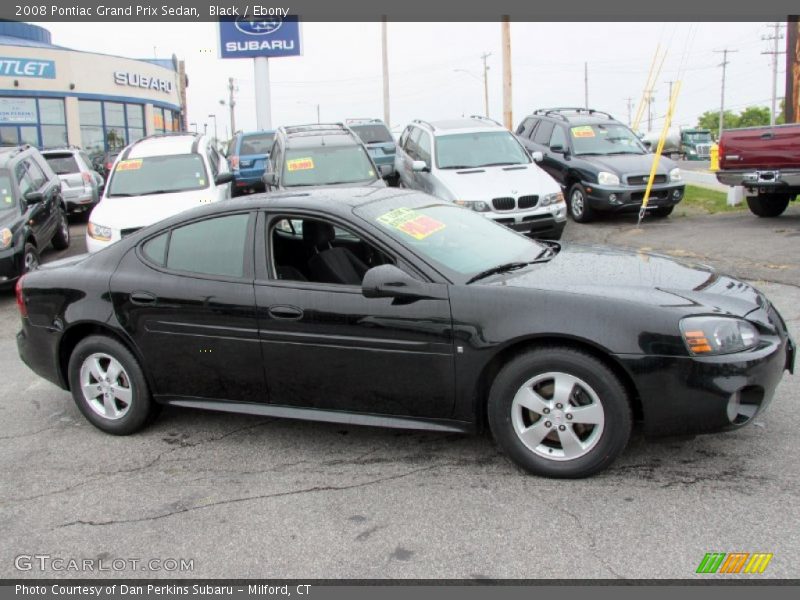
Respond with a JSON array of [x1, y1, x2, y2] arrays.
[[0, 208, 798, 579]]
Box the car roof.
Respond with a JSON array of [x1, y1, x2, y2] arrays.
[[527, 108, 621, 127], [0, 145, 36, 168], [280, 124, 361, 150], [239, 130, 275, 138], [125, 134, 203, 158], [412, 117, 505, 136]]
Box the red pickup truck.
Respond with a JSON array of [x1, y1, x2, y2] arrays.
[[716, 123, 800, 217]]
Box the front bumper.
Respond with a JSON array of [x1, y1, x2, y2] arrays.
[[0, 250, 21, 287], [486, 204, 567, 239], [585, 182, 685, 212], [616, 325, 793, 437]]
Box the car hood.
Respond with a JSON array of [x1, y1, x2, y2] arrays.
[[434, 164, 561, 200], [91, 190, 217, 230], [284, 178, 386, 191], [578, 153, 676, 177], [493, 244, 764, 319]]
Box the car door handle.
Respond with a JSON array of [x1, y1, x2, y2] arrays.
[[760, 132, 774, 139], [268, 305, 304, 320], [130, 291, 157, 305]]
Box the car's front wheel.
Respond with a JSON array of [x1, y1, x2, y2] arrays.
[[567, 183, 595, 222], [488, 347, 632, 478], [67, 335, 156, 435]]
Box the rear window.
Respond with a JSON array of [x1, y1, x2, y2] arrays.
[[43, 153, 80, 175], [239, 133, 275, 155], [350, 124, 393, 144]]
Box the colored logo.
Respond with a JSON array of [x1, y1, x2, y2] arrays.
[[696, 552, 773, 574], [235, 17, 283, 36]]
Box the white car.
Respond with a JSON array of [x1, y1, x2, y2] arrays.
[[86, 134, 232, 253], [394, 116, 567, 239]]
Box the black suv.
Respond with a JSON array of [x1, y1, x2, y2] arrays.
[[0, 145, 70, 288], [515, 108, 685, 222], [263, 123, 392, 191]]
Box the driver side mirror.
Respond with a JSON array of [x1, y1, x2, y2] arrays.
[[411, 160, 430, 173], [642, 140, 653, 152], [91, 171, 104, 188], [262, 171, 277, 187], [24, 191, 44, 204], [362, 264, 446, 301], [530, 151, 544, 163], [549, 145, 566, 154], [214, 171, 234, 185], [378, 164, 393, 179]]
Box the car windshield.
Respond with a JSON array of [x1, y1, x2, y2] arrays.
[[240, 133, 275, 155], [570, 123, 646, 156], [435, 131, 530, 169], [350, 123, 393, 144], [684, 132, 712, 143], [43, 153, 80, 175], [357, 202, 545, 282], [281, 146, 377, 187], [0, 172, 16, 213], [106, 154, 208, 197]]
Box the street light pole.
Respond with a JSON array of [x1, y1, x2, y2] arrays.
[[208, 114, 217, 143], [481, 52, 492, 118], [189, 122, 197, 133]]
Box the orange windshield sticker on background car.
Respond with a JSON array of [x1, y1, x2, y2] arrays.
[[116, 159, 143, 171], [377, 207, 446, 240], [286, 157, 314, 171], [571, 126, 595, 138]]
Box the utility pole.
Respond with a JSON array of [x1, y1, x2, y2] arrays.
[[316, 104, 320, 124], [226, 77, 237, 134], [208, 114, 217, 143], [762, 22, 786, 126], [584, 62, 589, 108], [481, 52, 492, 118], [714, 48, 738, 138], [501, 17, 512, 130], [381, 16, 390, 127], [665, 80, 674, 104], [646, 91, 656, 131], [626, 97, 634, 125]]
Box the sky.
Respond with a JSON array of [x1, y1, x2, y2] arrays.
[[35, 20, 784, 138]]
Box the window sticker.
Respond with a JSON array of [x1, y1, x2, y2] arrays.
[[116, 159, 143, 171], [286, 157, 314, 171], [198, 179, 205, 185], [377, 207, 446, 240], [571, 126, 595, 138]]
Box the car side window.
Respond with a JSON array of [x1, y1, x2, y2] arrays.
[[406, 128, 423, 160], [25, 159, 47, 189], [269, 215, 392, 286], [206, 147, 220, 178], [15, 162, 34, 197], [417, 131, 432, 165], [398, 127, 410, 150], [142, 232, 169, 266], [516, 117, 534, 136], [164, 213, 251, 278], [532, 121, 555, 146], [549, 125, 567, 149]]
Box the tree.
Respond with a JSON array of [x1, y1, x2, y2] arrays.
[[737, 106, 771, 127], [697, 110, 739, 132]]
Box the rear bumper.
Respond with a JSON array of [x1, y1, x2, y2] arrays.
[[586, 182, 685, 212], [63, 190, 97, 211], [17, 322, 67, 389], [617, 329, 793, 437], [716, 169, 800, 193]]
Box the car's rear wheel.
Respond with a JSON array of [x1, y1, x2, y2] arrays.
[[22, 243, 39, 274], [68, 335, 156, 435], [567, 183, 594, 223], [51, 207, 70, 250], [746, 193, 790, 217], [488, 347, 632, 478]]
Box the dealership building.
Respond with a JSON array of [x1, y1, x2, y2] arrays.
[[0, 22, 187, 158]]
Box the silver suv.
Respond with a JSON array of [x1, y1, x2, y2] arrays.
[[41, 147, 104, 214], [394, 116, 567, 239]]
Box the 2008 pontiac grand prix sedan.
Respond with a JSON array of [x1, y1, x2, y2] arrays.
[[15, 187, 794, 478]]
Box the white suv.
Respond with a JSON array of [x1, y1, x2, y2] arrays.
[[86, 133, 232, 253], [395, 116, 567, 239]]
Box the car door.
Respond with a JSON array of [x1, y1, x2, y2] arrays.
[[254, 211, 456, 419], [397, 126, 422, 189], [542, 124, 571, 184], [414, 130, 435, 194], [205, 145, 228, 201], [15, 160, 54, 245], [110, 211, 265, 403], [529, 121, 564, 182]]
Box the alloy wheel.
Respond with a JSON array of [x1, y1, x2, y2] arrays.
[[79, 353, 133, 420], [570, 190, 585, 219]]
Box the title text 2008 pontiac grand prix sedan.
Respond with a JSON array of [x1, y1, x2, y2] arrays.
[[15, 187, 794, 478]]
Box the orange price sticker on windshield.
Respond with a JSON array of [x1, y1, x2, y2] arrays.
[[116, 159, 143, 171], [571, 126, 595, 138], [287, 157, 314, 171], [377, 207, 446, 240]]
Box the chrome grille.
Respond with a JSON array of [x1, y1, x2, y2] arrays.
[[628, 174, 667, 186]]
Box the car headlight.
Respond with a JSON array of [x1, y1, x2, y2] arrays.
[[541, 192, 564, 206], [453, 200, 491, 213], [87, 222, 112, 242], [597, 171, 620, 186], [0, 228, 11, 250], [670, 168, 681, 182], [687, 149, 697, 155], [680, 316, 759, 356]]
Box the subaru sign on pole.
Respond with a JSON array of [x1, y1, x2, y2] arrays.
[[219, 16, 302, 58], [218, 16, 302, 130]]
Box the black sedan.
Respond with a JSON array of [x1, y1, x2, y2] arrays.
[[15, 187, 794, 478]]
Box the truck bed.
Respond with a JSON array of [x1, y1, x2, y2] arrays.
[[719, 123, 800, 171]]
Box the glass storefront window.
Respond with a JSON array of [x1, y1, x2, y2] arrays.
[[104, 102, 125, 128], [41, 125, 67, 148], [126, 104, 144, 129], [128, 127, 145, 143], [105, 128, 127, 151], [79, 100, 103, 126], [39, 99, 65, 125], [164, 110, 173, 132], [79, 99, 149, 158], [80, 126, 105, 156]]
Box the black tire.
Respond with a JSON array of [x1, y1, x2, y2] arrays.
[[746, 194, 790, 218], [487, 347, 632, 478], [51, 207, 71, 250], [21, 243, 39, 274], [650, 205, 674, 218], [567, 183, 595, 223], [67, 335, 156, 435]]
